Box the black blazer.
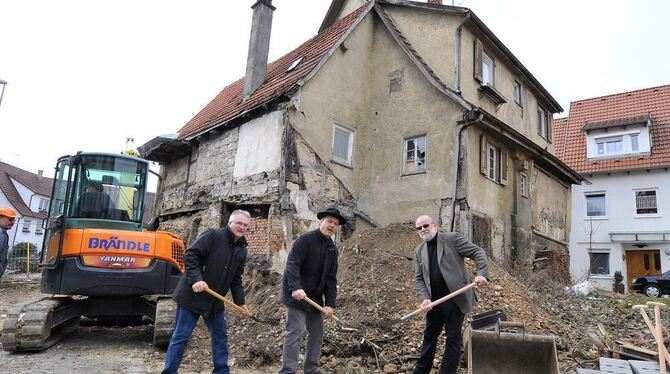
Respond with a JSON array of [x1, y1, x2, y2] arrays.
[[172, 227, 247, 316]]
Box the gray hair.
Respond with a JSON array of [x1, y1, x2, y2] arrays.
[[228, 209, 251, 223]]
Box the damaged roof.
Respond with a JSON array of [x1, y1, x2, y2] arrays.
[[178, 2, 373, 140], [0, 161, 52, 219], [554, 84, 670, 174]]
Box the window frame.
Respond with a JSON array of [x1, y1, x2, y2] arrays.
[[634, 188, 659, 216], [513, 80, 522, 106], [403, 135, 427, 175], [537, 106, 550, 141], [588, 249, 611, 276], [487, 143, 498, 181], [482, 51, 495, 86], [585, 192, 606, 218], [520, 173, 528, 198], [331, 123, 354, 167]]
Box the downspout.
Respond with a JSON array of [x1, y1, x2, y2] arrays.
[[449, 111, 483, 232], [454, 12, 470, 93]]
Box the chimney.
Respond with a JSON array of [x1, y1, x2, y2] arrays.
[[243, 0, 276, 100], [427, 0, 443, 4], [37, 170, 43, 182]]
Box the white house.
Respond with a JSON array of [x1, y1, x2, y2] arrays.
[[0, 161, 53, 254], [555, 85, 670, 292]]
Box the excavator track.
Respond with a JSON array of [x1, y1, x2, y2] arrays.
[[153, 297, 176, 348], [1, 296, 81, 352]]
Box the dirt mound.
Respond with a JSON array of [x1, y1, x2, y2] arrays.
[[185, 224, 668, 373]]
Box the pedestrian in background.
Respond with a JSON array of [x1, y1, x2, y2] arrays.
[[412, 215, 489, 374], [162, 209, 251, 374], [278, 207, 346, 374], [0, 207, 17, 281]]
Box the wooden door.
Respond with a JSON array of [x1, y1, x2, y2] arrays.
[[626, 250, 662, 290]]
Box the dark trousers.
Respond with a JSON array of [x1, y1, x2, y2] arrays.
[[413, 300, 465, 374]]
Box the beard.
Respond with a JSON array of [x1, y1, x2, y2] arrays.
[[420, 231, 437, 242]]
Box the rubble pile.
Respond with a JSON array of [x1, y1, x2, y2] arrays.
[[181, 224, 669, 373]]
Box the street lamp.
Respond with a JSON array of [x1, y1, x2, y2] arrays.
[[0, 80, 6, 107]]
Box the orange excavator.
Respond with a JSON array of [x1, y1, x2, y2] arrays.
[[1, 152, 185, 351]]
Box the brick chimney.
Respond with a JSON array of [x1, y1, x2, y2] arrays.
[[427, 0, 443, 4], [243, 0, 276, 100]]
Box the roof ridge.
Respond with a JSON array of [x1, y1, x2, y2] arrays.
[[570, 84, 670, 105]]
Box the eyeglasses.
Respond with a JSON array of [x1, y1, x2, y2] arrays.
[[415, 223, 433, 230], [232, 221, 249, 228]]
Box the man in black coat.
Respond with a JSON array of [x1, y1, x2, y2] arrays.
[[278, 207, 345, 374], [162, 209, 251, 374]]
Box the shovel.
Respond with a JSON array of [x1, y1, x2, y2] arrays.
[[400, 282, 477, 322], [204, 288, 278, 325], [302, 295, 382, 351]]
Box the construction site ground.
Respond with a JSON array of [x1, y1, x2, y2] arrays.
[[1, 223, 668, 373]]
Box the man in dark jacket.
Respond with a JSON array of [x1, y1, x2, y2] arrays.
[[278, 207, 345, 374], [162, 209, 251, 374]]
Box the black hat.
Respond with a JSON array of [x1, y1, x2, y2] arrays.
[[317, 207, 346, 225]]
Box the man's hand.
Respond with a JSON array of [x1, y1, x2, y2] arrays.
[[323, 306, 335, 319], [239, 305, 250, 318], [192, 280, 208, 293], [474, 275, 488, 287], [291, 289, 306, 300], [420, 299, 433, 313]]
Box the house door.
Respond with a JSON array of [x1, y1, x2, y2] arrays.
[[626, 250, 662, 290]]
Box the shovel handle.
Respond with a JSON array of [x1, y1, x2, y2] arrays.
[[303, 296, 343, 324], [204, 288, 250, 317], [401, 283, 476, 322]]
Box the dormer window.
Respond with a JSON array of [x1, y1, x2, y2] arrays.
[[583, 115, 652, 159]]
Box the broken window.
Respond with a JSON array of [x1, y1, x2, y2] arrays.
[[331, 124, 354, 166], [589, 250, 610, 275], [403, 135, 426, 174], [635, 189, 658, 215], [585, 193, 606, 216]]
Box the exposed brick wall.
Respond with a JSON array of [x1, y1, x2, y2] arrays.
[[246, 217, 269, 254]]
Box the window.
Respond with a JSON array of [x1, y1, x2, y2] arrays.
[[38, 198, 49, 212], [635, 190, 658, 214], [537, 107, 550, 140], [596, 136, 623, 156], [630, 134, 639, 152], [513, 80, 522, 105], [331, 124, 354, 166], [586, 193, 606, 217], [482, 51, 494, 86], [520, 173, 528, 197], [22, 218, 31, 233], [589, 250, 610, 275], [35, 223, 43, 235], [487, 144, 498, 180], [479, 135, 508, 185], [404, 135, 426, 173]]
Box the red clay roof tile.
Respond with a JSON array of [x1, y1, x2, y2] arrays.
[[554, 84, 670, 174], [178, 2, 371, 140]]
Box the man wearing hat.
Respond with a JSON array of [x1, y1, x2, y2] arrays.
[[279, 207, 346, 374], [0, 208, 17, 281]]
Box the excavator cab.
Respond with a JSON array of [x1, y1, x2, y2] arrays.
[[1, 152, 184, 352]]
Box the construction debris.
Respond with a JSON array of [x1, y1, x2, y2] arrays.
[[179, 223, 669, 373]]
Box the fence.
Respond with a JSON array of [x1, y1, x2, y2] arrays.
[[6, 241, 41, 274]]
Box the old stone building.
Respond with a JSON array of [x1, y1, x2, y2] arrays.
[[142, 0, 582, 271]]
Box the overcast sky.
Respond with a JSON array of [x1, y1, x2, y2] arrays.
[[1, 0, 669, 176]]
